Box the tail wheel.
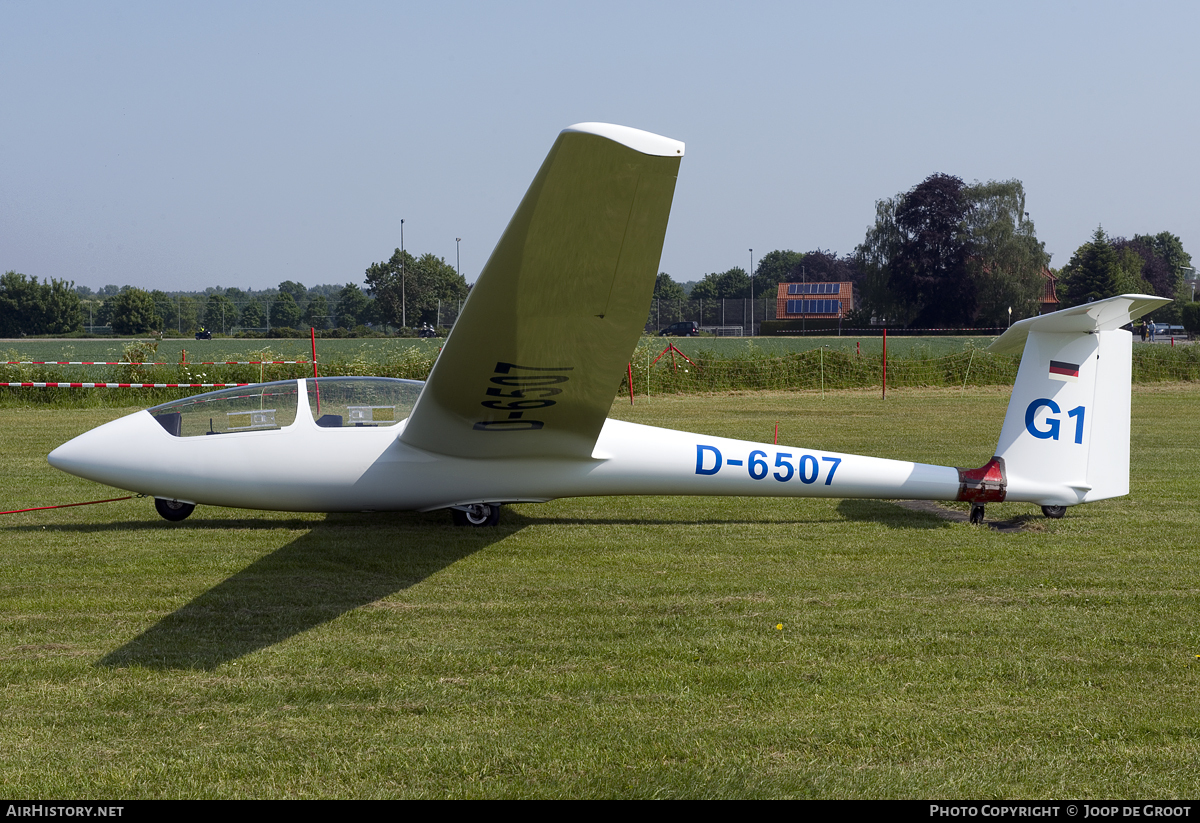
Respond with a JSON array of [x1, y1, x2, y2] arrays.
[[154, 498, 195, 522], [1041, 505, 1066, 519], [451, 503, 501, 527], [969, 503, 986, 525]]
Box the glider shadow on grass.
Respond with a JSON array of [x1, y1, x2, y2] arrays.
[[96, 511, 517, 670]]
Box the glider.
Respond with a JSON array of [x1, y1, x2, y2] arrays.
[[48, 122, 1168, 526]]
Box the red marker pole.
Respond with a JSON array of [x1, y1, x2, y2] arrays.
[[627, 362, 635, 405], [311, 327, 320, 413]]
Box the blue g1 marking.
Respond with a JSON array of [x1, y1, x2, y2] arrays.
[[1025, 398, 1086, 444], [695, 445, 842, 485]]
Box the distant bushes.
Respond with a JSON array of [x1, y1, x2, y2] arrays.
[[3, 339, 1198, 408]]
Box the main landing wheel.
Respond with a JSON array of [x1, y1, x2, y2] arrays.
[[969, 503, 986, 525], [154, 498, 195, 522], [451, 503, 501, 527], [1041, 505, 1066, 519]]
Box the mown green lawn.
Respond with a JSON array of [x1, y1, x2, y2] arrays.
[[1, 386, 1198, 798]]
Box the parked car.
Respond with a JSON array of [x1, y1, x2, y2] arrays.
[[659, 321, 699, 337]]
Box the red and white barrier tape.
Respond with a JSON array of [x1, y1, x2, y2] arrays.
[[5, 382, 252, 388], [5, 360, 312, 366]]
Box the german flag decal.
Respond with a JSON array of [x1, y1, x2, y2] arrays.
[[1048, 360, 1080, 382]]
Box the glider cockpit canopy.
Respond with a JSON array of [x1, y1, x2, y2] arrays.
[[148, 377, 425, 437]]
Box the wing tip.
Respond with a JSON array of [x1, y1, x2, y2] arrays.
[[563, 122, 685, 157]]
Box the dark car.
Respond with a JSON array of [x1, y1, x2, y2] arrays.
[[659, 321, 699, 337]]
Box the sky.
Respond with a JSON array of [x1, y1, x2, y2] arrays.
[[3, 1, 1197, 293]]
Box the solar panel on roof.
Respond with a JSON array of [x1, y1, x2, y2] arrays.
[[786, 283, 840, 295]]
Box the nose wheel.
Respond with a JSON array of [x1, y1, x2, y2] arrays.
[[154, 498, 195, 522], [451, 503, 501, 527]]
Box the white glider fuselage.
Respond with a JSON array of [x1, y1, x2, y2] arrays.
[[47, 388, 962, 513]]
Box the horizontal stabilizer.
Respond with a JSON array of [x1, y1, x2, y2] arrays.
[[989, 294, 1170, 355]]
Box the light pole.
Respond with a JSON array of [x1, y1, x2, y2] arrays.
[[748, 248, 754, 337], [400, 218, 406, 330]]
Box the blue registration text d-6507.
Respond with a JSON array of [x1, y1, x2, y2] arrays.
[[696, 445, 841, 485]]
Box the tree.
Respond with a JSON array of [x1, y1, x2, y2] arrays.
[[203, 294, 238, 334], [753, 250, 807, 294], [335, 283, 372, 328], [149, 290, 177, 332], [240, 299, 267, 329], [690, 267, 751, 301], [1059, 227, 1119, 307], [108, 287, 161, 335], [1133, 231, 1191, 295], [855, 175, 1052, 327], [653, 272, 686, 301], [962, 180, 1050, 326], [277, 280, 307, 309], [269, 292, 302, 329], [365, 249, 467, 329], [302, 294, 331, 330], [853, 195, 910, 324], [1182, 301, 1200, 335], [176, 296, 200, 333], [1110, 242, 1154, 296], [0, 271, 84, 336], [889, 173, 976, 327], [1108, 232, 1193, 323]]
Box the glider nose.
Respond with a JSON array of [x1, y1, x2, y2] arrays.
[[47, 411, 155, 486], [48, 426, 110, 476]]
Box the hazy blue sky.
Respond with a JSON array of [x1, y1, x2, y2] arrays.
[[3, 1, 1197, 292]]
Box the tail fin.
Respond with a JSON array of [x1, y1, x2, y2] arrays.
[[986, 295, 1169, 506]]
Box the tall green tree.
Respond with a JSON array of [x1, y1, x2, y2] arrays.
[[856, 177, 1051, 327], [690, 267, 751, 300], [890, 173, 976, 327], [277, 281, 307, 309], [1108, 232, 1193, 322], [269, 292, 302, 329], [176, 295, 200, 333], [753, 250, 807, 294], [0, 271, 84, 336], [853, 196, 910, 324], [335, 283, 372, 328], [365, 249, 467, 328], [1059, 227, 1119, 307], [0, 272, 84, 336], [240, 299, 267, 329], [963, 180, 1050, 326], [150, 290, 177, 332], [302, 294, 331, 330], [653, 272, 686, 301], [108, 287, 161, 335], [203, 294, 238, 334]]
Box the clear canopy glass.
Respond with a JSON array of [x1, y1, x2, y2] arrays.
[[147, 377, 425, 437]]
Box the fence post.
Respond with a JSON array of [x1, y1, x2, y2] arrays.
[[882, 328, 887, 400]]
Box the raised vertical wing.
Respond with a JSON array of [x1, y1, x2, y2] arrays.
[[399, 123, 684, 459]]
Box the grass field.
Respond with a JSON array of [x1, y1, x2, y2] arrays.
[[2, 386, 1199, 798]]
